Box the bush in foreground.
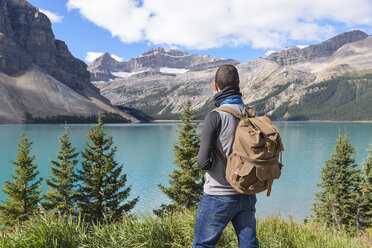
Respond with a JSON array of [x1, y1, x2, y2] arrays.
[[0, 210, 370, 248]]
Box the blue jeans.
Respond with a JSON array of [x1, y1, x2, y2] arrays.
[[193, 193, 259, 248]]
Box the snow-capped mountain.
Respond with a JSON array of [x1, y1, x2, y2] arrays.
[[88, 47, 239, 81]]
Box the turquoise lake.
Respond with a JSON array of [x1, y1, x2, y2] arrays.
[[0, 122, 371, 221]]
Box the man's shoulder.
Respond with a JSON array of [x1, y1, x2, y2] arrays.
[[204, 110, 220, 121], [213, 104, 246, 120], [216, 104, 246, 113], [204, 109, 220, 121], [203, 110, 221, 130]]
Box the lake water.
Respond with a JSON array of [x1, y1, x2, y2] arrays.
[[0, 122, 371, 221]]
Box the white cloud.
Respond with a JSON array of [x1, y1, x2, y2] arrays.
[[85, 52, 103, 63], [111, 55, 123, 62], [265, 50, 276, 56], [85, 52, 124, 63], [39, 9, 63, 23], [67, 0, 372, 50]]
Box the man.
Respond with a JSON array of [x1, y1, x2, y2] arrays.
[[193, 65, 259, 248]]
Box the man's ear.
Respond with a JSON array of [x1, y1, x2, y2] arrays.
[[237, 81, 240, 87], [214, 82, 219, 92]]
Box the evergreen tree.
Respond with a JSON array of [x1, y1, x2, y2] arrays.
[[43, 126, 78, 215], [312, 132, 361, 232], [359, 144, 372, 229], [76, 117, 138, 222], [158, 100, 203, 210], [0, 134, 42, 226]]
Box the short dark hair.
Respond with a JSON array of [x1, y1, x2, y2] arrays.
[[215, 65, 239, 90]]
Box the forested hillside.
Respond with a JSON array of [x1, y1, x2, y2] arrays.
[[267, 74, 372, 121]]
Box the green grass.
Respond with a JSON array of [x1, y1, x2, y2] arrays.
[[0, 210, 370, 248]]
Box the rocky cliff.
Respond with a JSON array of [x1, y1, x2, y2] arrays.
[[0, 0, 94, 93], [88, 47, 239, 81], [0, 0, 139, 123], [88, 53, 120, 81], [94, 31, 372, 121]]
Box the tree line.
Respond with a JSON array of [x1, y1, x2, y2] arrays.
[[24, 112, 130, 124]]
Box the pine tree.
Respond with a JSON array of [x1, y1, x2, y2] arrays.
[[43, 126, 78, 215], [76, 117, 138, 222], [0, 134, 42, 226], [312, 132, 362, 232], [359, 144, 372, 229], [158, 100, 203, 210]]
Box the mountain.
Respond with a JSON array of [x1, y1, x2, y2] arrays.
[[88, 48, 239, 81], [268, 30, 368, 65], [94, 30, 372, 121], [0, 0, 139, 123]]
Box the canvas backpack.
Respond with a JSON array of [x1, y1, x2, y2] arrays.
[[213, 106, 284, 196]]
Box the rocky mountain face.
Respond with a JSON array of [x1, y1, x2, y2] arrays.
[[268, 30, 368, 66], [88, 53, 121, 81], [0, 0, 138, 123], [94, 30, 372, 121], [88, 47, 239, 81], [0, 0, 92, 93]]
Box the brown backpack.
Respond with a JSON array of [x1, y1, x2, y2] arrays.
[[213, 106, 284, 196]]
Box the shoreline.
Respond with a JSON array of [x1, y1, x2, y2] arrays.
[[150, 120, 203, 123], [0, 120, 372, 125], [151, 119, 372, 123]]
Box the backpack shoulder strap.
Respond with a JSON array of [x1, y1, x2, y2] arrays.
[[213, 148, 227, 166], [211, 106, 241, 165], [212, 106, 243, 119]]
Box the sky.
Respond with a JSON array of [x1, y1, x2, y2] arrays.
[[27, 0, 372, 64]]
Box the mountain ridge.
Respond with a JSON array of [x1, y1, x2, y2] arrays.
[[268, 30, 368, 66], [88, 48, 239, 81]]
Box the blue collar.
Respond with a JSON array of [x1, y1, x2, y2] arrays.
[[219, 96, 244, 106]]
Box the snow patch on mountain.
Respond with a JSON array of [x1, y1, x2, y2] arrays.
[[296, 45, 309, 49], [160, 67, 189, 74], [112, 70, 148, 78], [112, 71, 133, 78]]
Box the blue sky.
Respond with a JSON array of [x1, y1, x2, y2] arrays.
[[28, 0, 372, 64]]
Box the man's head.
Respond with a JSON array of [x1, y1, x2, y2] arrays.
[[214, 65, 240, 91]]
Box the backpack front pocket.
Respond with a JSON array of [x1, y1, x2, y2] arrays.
[[226, 153, 259, 193], [255, 162, 281, 182], [226, 153, 281, 194]]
